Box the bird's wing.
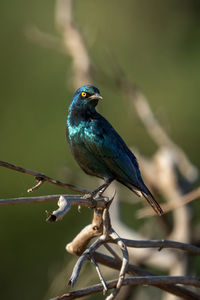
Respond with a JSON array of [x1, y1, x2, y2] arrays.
[[84, 115, 163, 216], [84, 115, 141, 189]]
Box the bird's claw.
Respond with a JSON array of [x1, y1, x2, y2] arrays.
[[83, 192, 101, 199], [82, 193, 93, 199], [82, 192, 97, 208], [93, 192, 102, 199]]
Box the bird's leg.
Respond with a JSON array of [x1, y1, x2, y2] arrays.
[[93, 181, 112, 199], [83, 180, 113, 201]]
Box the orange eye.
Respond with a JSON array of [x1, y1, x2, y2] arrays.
[[81, 91, 87, 98]]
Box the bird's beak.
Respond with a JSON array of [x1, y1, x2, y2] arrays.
[[88, 93, 103, 101]]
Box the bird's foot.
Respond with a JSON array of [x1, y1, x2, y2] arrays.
[[93, 191, 103, 199], [82, 190, 103, 200], [82, 192, 93, 199], [83, 180, 112, 201], [82, 192, 97, 208]]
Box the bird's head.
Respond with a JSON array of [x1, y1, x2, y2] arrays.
[[69, 85, 103, 112]]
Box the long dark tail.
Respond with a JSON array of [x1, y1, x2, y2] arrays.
[[119, 179, 163, 216], [141, 190, 163, 216]]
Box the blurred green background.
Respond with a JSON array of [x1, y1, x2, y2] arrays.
[[0, 0, 200, 299]]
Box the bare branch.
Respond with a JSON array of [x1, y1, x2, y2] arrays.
[[118, 80, 198, 183], [90, 257, 108, 294], [0, 194, 106, 210], [66, 223, 200, 260], [107, 230, 129, 300], [51, 276, 200, 300], [62, 190, 200, 300], [65, 232, 199, 299], [66, 209, 104, 255], [103, 244, 121, 262], [0, 194, 60, 206], [69, 238, 103, 287], [93, 252, 200, 300], [55, 0, 92, 88], [67, 201, 129, 299], [117, 239, 200, 255], [0, 160, 90, 194]]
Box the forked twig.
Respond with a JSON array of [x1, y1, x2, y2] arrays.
[[103, 244, 121, 262], [65, 201, 200, 299], [0, 160, 90, 194], [67, 199, 129, 300], [69, 238, 103, 287]]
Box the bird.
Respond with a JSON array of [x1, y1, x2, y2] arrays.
[[66, 85, 163, 216]]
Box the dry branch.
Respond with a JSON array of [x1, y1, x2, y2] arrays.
[[117, 79, 198, 183], [51, 276, 200, 300], [64, 197, 200, 299], [66, 200, 129, 300], [0, 160, 90, 194], [0, 194, 104, 208], [93, 252, 200, 300], [121, 238, 200, 255], [66, 208, 104, 256], [55, 0, 92, 88], [90, 257, 108, 294], [1, 146, 199, 299]]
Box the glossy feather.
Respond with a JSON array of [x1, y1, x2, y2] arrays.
[[67, 85, 163, 216]]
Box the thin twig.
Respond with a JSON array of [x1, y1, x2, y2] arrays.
[[107, 230, 129, 300], [69, 238, 103, 287], [102, 207, 111, 237], [0, 194, 106, 210], [0, 194, 61, 206], [0, 160, 90, 194], [90, 257, 108, 295], [102, 203, 129, 299], [103, 244, 121, 262], [27, 179, 44, 192], [120, 238, 200, 255]]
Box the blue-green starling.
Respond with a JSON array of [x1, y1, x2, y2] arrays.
[[67, 85, 163, 216]]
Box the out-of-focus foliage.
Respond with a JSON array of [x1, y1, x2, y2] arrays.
[[0, 0, 199, 299]]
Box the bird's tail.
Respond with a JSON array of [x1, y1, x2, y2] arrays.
[[141, 190, 163, 216], [120, 180, 163, 216]]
